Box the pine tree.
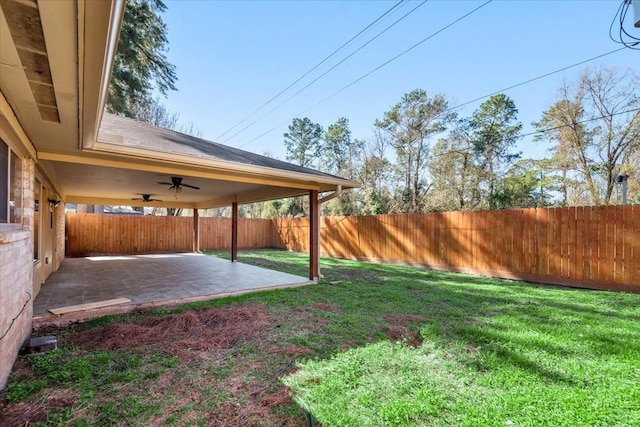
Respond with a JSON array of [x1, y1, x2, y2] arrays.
[[106, 0, 177, 117]]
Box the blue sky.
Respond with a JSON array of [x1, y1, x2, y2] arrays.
[[160, 0, 638, 161]]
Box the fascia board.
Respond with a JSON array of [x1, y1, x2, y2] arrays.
[[37, 151, 321, 191], [194, 187, 309, 209], [78, 0, 125, 150], [91, 140, 359, 189], [64, 195, 194, 209]]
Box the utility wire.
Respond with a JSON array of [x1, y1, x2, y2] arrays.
[[295, 0, 495, 119], [519, 107, 640, 139], [609, 0, 640, 50], [428, 107, 640, 160], [223, 0, 429, 144], [214, 0, 408, 140], [450, 48, 627, 111], [238, 46, 626, 150], [238, 0, 494, 149]]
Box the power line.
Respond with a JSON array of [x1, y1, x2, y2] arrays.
[[222, 0, 429, 144], [298, 0, 494, 118], [238, 46, 626, 150], [429, 107, 640, 160], [609, 0, 640, 50], [237, 0, 493, 148], [214, 0, 409, 141], [451, 47, 627, 111], [520, 107, 639, 139]]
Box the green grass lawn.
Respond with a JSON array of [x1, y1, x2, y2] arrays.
[[2, 249, 639, 426]]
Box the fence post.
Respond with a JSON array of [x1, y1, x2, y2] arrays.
[[231, 202, 238, 262]]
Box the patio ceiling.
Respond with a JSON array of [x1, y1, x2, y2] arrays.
[[0, 0, 357, 209]]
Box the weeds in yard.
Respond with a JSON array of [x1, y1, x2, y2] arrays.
[[1, 249, 639, 426]]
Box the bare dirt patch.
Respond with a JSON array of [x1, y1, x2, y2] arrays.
[[383, 314, 425, 324], [381, 325, 423, 347], [382, 314, 425, 347], [310, 302, 340, 312], [0, 389, 78, 427]]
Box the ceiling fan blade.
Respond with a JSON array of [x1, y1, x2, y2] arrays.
[[157, 181, 173, 186], [182, 183, 200, 190]]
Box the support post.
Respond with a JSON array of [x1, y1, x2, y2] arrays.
[[231, 202, 238, 262], [309, 190, 320, 280], [192, 208, 199, 252]]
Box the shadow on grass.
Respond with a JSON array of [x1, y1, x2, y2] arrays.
[[223, 250, 640, 388]]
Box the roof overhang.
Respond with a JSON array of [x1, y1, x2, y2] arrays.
[[0, 0, 358, 209]]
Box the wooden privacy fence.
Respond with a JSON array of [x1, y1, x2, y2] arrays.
[[274, 205, 639, 292], [67, 206, 639, 292], [66, 214, 279, 256]]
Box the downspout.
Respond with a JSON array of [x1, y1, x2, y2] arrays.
[[315, 185, 342, 278], [318, 185, 342, 204]]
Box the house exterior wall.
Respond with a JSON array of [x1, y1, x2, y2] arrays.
[[0, 158, 34, 390], [32, 178, 61, 293]]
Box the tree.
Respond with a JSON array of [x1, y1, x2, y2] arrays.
[[428, 121, 483, 211], [321, 119, 362, 215], [323, 117, 356, 176], [107, 0, 177, 118], [356, 132, 393, 215], [283, 118, 324, 168], [492, 159, 555, 209], [622, 148, 640, 204], [534, 82, 596, 205], [130, 97, 202, 136], [468, 94, 522, 209], [375, 89, 455, 212], [534, 67, 639, 205]]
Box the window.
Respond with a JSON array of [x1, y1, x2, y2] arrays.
[[0, 141, 7, 223], [34, 179, 40, 261], [1, 139, 22, 225], [10, 150, 21, 223]]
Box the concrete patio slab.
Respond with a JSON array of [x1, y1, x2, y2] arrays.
[[33, 253, 312, 318]]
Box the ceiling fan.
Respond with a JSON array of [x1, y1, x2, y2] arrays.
[[131, 194, 163, 203], [157, 176, 200, 193]]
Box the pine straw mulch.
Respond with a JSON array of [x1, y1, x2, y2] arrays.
[[1, 304, 317, 427], [67, 304, 271, 361], [1, 302, 421, 426]]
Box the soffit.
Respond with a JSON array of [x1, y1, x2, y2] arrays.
[[49, 161, 310, 208], [0, 0, 78, 154]]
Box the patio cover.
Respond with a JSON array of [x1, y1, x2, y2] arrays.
[[0, 0, 358, 280]]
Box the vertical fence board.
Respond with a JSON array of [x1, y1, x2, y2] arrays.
[[613, 206, 623, 283], [573, 207, 583, 281], [539, 208, 550, 277], [567, 207, 576, 279], [621, 205, 632, 284]]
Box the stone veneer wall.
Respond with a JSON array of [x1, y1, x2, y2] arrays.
[[0, 158, 34, 390]]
